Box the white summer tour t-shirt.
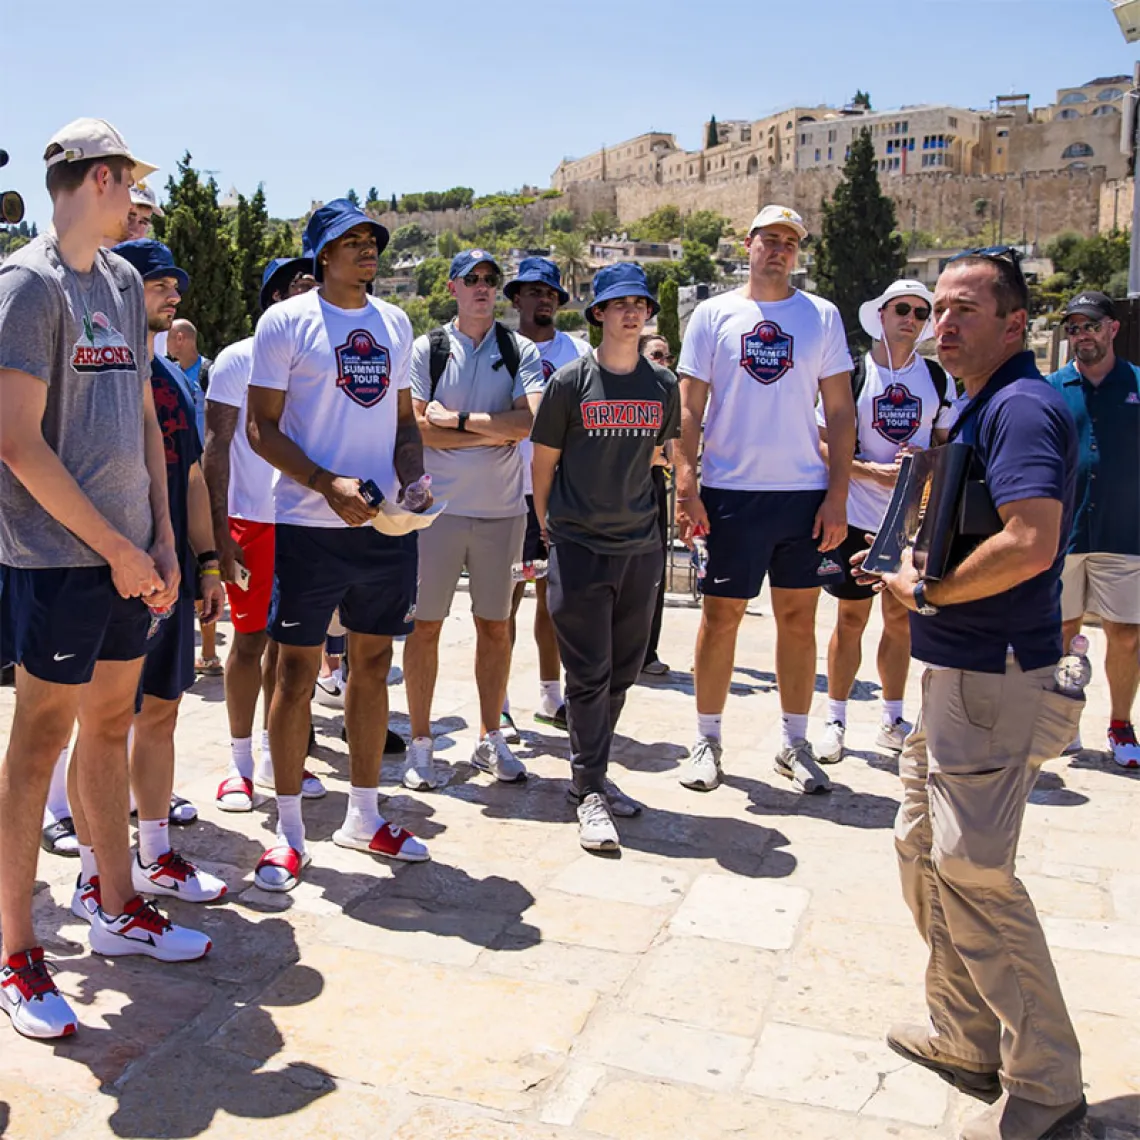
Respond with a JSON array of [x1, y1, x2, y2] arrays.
[[677, 288, 853, 492], [250, 291, 413, 528]]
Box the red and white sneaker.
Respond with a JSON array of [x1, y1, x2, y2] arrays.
[[216, 775, 254, 813], [332, 820, 429, 862], [0, 948, 78, 1039], [132, 850, 228, 903], [253, 845, 310, 893], [89, 896, 211, 962], [1109, 723, 1140, 769], [70, 874, 102, 924]]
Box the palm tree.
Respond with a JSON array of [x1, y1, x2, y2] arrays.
[[551, 230, 590, 300]]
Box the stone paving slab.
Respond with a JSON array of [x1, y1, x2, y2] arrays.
[[1, 590, 1137, 1138]]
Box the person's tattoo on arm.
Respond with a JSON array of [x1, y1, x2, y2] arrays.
[[394, 416, 426, 488]]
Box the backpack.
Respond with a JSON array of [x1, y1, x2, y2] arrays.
[[851, 353, 951, 456], [427, 321, 521, 400]]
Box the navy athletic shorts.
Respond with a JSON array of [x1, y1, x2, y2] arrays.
[[699, 488, 845, 599], [1, 564, 151, 684], [138, 589, 197, 704], [823, 525, 877, 602], [268, 524, 418, 646]]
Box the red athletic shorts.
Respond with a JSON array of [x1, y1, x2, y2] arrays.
[[225, 519, 275, 634]]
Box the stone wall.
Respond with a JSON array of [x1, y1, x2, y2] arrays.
[[1100, 178, 1135, 233]]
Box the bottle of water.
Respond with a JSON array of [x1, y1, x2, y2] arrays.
[[1054, 634, 1092, 698], [511, 559, 548, 583], [690, 535, 709, 585], [402, 474, 432, 513]]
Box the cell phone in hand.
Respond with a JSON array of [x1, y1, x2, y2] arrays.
[[234, 564, 251, 591], [359, 478, 384, 508]]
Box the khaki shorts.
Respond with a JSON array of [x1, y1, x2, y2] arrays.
[[415, 513, 526, 622], [1061, 553, 1140, 624]]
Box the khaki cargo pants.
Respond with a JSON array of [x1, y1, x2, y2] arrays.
[[895, 657, 1084, 1106]]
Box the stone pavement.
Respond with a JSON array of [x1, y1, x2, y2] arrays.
[[1, 590, 1137, 1140]]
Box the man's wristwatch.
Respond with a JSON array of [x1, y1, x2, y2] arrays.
[[913, 581, 939, 616], [457, 412, 469, 432]]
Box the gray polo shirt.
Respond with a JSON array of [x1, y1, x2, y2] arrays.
[[410, 321, 544, 518]]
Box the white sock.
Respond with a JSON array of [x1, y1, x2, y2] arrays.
[[345, 785, 381, 836], [827, 699, 848, 726], [276, 794, 305, 853], [540, 680, 562, 715], [138, 818, 170, 866], [44, 748, 71, 824], [230, 737, 254, 781], [260, 729, 272, 764], [78, 843, 98, 883], [697, 713, 722, 742], [781, 713, 809, 748], [483, 729, 505, 745], [883, 700, 904, 724]]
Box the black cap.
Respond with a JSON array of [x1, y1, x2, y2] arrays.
[[1064, 291, 1115, 321]]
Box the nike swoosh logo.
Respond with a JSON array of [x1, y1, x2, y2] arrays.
[[235, 613, 248, 619], [53, 652, 76, 661], [281, 621, 301, 628], [713, 577, 730, 584]]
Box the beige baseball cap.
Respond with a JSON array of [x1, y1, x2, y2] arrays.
[[748, 204, 808, 240], [369, 498, 448, 537], [44, 118, 157, 183], [130, 180, 164, 217]]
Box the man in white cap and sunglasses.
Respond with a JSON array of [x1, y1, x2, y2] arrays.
[[126, 180, 163, 241], [817, 280, 954, 764]]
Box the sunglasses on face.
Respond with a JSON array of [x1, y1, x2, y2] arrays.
[[461, 272, 500, 288], [885, 301, 930, 321], [648, 349, 674, 363], [1063, 321, 1103, 337]]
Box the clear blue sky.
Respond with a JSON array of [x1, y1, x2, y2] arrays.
[[3, 0, 1135, 229]]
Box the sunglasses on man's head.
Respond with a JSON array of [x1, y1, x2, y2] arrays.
[[884, 301, 930, 321], [1063, 320, 1103, 337], [461, 272, 500, 288]]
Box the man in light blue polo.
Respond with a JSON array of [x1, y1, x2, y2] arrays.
[[403, 250, 545, 790]]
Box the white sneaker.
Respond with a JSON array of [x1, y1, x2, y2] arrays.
[[817, 720, 846, 763], [577, 792, 620, 851], [70, 874, 102, 924], [1109, 723, 1140, 769], [89, 896, 211, 962], [132, 850, 228, 903], [314, 669, 345, 707], [679, 737, 722, 790], [1062, 733, 1083, 755], [471, 734, 528, 783], [875, 717, 912, 754], [0, 948, 78, 1039], [402, 737, 450, 791]]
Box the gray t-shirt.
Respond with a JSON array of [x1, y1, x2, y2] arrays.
[[531, 354, 680, 555], [0, 235, 153, 568], [410, 321, 545, 518]]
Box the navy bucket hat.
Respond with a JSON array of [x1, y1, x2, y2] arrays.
[[449, 248, 502, 281], [113, 238, 189, 294], [586, 262, 659, 326], [259, 255, 315, 311], [305, 199, 389, 281], [505, 256, 569, 305]]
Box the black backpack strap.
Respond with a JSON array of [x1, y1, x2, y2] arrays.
[[924, 358, 950, 406], [493, 321, 520, 379], [849, 354, 866, 457], [427, 326, 451, 401]]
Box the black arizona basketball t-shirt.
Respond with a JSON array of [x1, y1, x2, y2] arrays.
[[531, 354, 679, 555]]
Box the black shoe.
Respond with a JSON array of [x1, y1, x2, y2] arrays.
[[41, 816, 79, 857], [535, 704, 568, 732], [339, 725, 407, 755], [307, 723, 317, 756]]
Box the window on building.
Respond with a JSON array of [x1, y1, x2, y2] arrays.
[[1059, 92, 1088, 104], [909, 138, 915, 151], [1061, 142, 1094, 159], [799, 133, 807, 145], [949, 116, 958, 127], [827, 147, 833, 161], [1091, 105, 1118, 116], [1067, 161, 1089, 170], [1097, 87, 1123, 101], [900, 120, 908, 133], [1057, 108, 1080, 120], [886, 140, 894, 153], [814, 148, 821, 161], [828, 129, 836, 142], [997, 129, 1009, 138]]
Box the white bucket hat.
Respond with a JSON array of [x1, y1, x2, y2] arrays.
[[859, 279, 936, 343], [369, 498, 448, 537]]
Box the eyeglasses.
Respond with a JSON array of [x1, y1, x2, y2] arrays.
[[647, 349, 674, 363], [1063, 320, 1103, 337], [461, 272, 500, 289], [884, 301, 930, 321]]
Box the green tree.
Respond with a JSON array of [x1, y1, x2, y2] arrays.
[[390, 193, 398, 212], [390, 222, 431, 255], [365, 186, 381, 212], [1043, 231, 1084, 272], [683, 210, 729, 251], [426, 285, 457, 325], [584, 210, 619, 240], [852, 90, 871, 110], [1070, 232, 1129, 290], [476, 203, 522, 240], [588, 321, 603, 349], [706, 115, 719, 150], [554, 310, 585, 331], [680, 240, 718, 284], [643, 260, 685, 293], [346, 188, 360, 207], [657, 277, 681, 358], [154, 153, 247, 353], [229, 186, 274, 331], [629, 205, 682, 243], [548, 207, 575, 233], [814, 129, 905, 350], [436, 230, 462, 259], [550, 231, 590, 299], [414, 257, 449, 297]]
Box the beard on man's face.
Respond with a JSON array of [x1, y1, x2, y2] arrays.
[[533, 312, 554, 327]]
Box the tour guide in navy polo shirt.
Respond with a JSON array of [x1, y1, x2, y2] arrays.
[[855, 250, 1086, 1140], [1048, 291, 1140, 768]]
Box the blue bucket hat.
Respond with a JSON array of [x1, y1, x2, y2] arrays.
[[259, 255, 315, 311], [586, 262, 659, 326], [449, 248, 502, 281], [305, 198, 389, 281], [504, 256, 569, 305], [113, 238, 189, 294]]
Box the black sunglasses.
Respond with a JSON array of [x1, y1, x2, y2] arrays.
[[461, 272, 500, 288], [884, 301, 930, 321], [949, 244, 1024, 269], [1063, 320, 1103, 337]]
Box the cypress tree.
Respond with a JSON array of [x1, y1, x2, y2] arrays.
[[657, 277, 681, 358], [706, 115, 719, 149]]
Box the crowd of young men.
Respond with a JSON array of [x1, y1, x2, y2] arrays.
[[2, 114, 1137, 1140]]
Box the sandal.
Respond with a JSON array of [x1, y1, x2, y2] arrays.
[[169, 794, 198, 825], [254, 845, 310, 893], [41, 816, 79, 857], [195, 656, 224, 676], [216, 775, 254, 813]]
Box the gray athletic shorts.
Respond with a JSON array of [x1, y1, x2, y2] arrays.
[[415, 513, 526, 622]]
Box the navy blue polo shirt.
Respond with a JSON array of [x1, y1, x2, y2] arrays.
[[1047, 357, 1140, 557], [911, 351, 1077, 674]]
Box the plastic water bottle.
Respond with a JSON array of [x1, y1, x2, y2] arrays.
[[511, 559, 548, 583], [146, 602, 173, 641], [690, 535, 709, 585], [1054, 634, 1092, 698], [402, 474, 432, 513]]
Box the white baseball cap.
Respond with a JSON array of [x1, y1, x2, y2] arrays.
[[44, 118, 157, 183], [130, 180, 164, 217], [748, 204, 808, 240], [859, 279, 936, 342]]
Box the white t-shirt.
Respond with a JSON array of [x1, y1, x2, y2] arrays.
[[250, 291, 413, 528], [206, 337, 277, 524], [816, 352, 954, 533], [677, 289, 853, 491], [521, 330, 592, 494]]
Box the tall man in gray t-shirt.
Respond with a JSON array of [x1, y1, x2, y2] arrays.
[[404, 250, 545, 790], [0, 119, 194, 1041]]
